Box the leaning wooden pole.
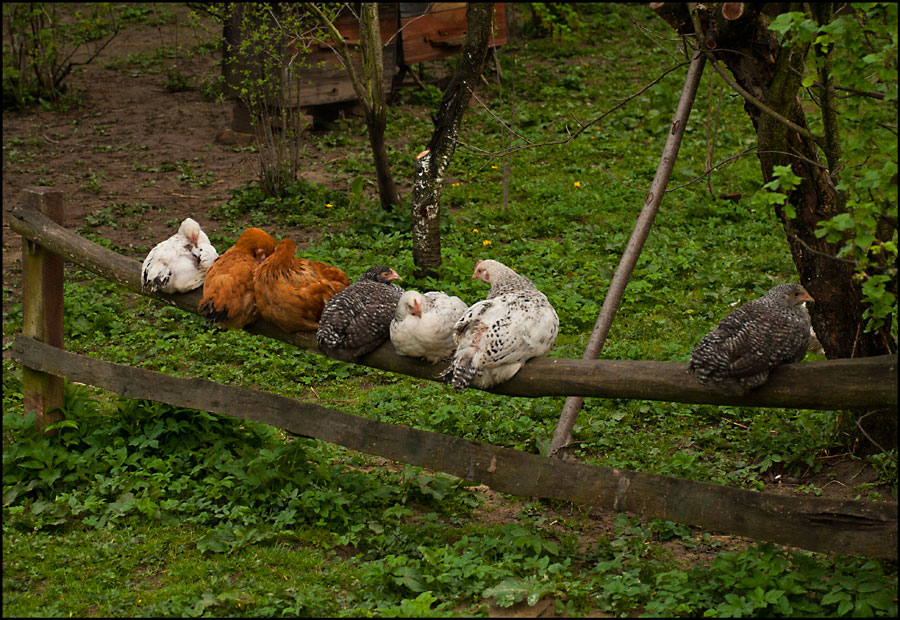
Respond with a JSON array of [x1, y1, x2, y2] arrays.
[[549, 50, 707, 456], [20, 187, 66, 433]]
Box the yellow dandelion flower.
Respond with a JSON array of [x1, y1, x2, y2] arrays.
[[325, 203, 333, 208], [483, 240, 492, 246], [451, 182, 461, 187], [574, 181, 582, 188], [472, 228, 479, 233], [491, 165, 499, 170]]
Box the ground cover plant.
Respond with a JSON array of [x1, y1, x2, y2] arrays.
[[3, 3, 897, 617]]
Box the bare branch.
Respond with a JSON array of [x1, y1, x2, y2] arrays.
[[455, 60, 691, 157], [790, 233, 858, 266]]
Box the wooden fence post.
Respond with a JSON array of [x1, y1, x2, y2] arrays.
[[21, 187, 65, 432]]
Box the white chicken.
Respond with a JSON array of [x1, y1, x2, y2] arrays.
[[390, 290, 468, 362], [141, 217, 218, 294], [441, 259, 559, 391]]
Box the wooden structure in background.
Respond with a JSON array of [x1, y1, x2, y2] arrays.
[[223, 3, 509, 132], [9, 191, 898, 560]]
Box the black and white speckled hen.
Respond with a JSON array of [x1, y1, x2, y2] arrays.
[[688, 283, 814, 395], [441, 259, 559, 391], [316, 265, 404, 362]]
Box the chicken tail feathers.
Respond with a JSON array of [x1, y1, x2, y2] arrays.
[[448, 351, 477, 392]]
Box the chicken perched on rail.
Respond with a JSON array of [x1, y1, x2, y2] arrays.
[[316, 265, 404, 362], [141, 217, 218, 294], [253, 238, 351, 333], [688, 283, 814, 395], [441, 259, 559, 391], [390, 290, 468, 362], [198, 227, 276, 329]]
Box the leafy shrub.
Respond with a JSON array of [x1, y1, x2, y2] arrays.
[[2, 3, 120, 110]]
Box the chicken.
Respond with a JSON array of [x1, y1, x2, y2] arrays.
[[253, 238, 351, 332], [441, 259, 559, 391], [141, 217, 218, 294], [198, 227, 277, 329], [316, 265, 404, 362], [390, 290, 468, 362], [688, 283, 814, 395]]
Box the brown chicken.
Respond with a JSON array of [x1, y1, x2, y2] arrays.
[[198, 227, 277, 329], [253, 238, 351, 332]]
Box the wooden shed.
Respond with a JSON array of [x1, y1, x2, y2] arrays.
[[222, 3, 508, 133]]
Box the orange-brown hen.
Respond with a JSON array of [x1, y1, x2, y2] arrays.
[[253, 238, 351, 332], [198, 227, 277, 329]]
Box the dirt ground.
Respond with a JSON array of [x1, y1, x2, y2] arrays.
[[2, 7, 895, 614]]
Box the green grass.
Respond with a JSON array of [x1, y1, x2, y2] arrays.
[[3, 2, 897, 617]]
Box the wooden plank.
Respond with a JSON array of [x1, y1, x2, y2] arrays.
[[9, 200, 898, 410], [401, 3, 508, 65], [11, 335, 897, 560], [20, 187, 65, 432]]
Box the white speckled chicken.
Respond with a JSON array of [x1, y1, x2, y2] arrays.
[[316, 265, 404, 362], [441, 259, 559, 391], [141, 217, 218, 294], [390, 290, 468, 362], [688, 283, 814, 395]]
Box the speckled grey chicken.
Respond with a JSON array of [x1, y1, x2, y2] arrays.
[[688, 283, 814, 395], [316, 265, 404, 362], [441, 259, 559, 391]]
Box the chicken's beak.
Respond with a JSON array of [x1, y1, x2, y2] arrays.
[[388, 269, 401, 282], [800, 291, 815, 304]]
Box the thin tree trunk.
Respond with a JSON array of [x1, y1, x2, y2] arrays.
[[411, 3, 494, 277], [359, 3, 400, 208], [305, 3, 400, 209]]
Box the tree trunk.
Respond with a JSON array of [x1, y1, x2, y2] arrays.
[[359, 3, 400, 209], [304, 2, 400, 209], [411, 3, 494, 277], [652, 3, 896, 360]]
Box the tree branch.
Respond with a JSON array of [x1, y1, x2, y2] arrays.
[[685, 3, 825, 147], [455, 60, 690, 157]]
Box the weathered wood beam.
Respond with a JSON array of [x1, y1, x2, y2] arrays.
[[20, 187, 65, 432], [11, 335, 898, 560], [9, 201, 898, 409]]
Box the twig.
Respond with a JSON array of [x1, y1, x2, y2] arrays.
[[454, 60, 690, 157], [721, 417, 749, 430], [855, 410, 897, 460], [790, 233, 858, 266]]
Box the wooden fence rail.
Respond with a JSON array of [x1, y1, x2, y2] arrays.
[[12, 335, 898, 560], [8, 196, 899, 560], [9, 201, 898, 410]]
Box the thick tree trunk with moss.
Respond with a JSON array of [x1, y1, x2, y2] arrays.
[[411, 3, 494, 277], [652, 3, 895, 361]]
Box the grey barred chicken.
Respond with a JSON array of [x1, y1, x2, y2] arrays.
[[441, 259, 559, 391], [688, 283, 814, 395], [141, 217, 218, 294], [390, 290, 468, 362], [316, 265, 404, 362]]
